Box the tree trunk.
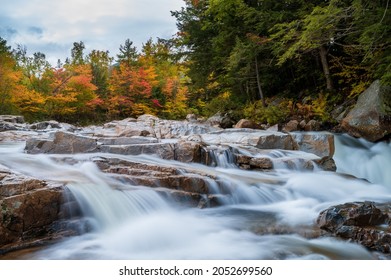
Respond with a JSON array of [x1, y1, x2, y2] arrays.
[[319, 46, 333, 91], [255, 57, 266, 107]]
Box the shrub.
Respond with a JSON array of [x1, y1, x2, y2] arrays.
[[243, 99, 292, 125]]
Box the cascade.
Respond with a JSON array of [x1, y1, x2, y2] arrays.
[[1, 135, 391, 260]]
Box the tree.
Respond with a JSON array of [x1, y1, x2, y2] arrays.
[[117, 39, 138, 66], [87, 49, 113, 98], [270, 0, 391, 91], [0, 38, 46, 119], [0, 37, 19, 114], [40, 63, 99, 122], [71, 41, 86, 65]]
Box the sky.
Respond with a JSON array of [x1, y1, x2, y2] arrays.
[[0, 0, 184, 65]]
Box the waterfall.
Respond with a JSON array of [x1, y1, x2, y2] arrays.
[[334, 134, 391, 188]]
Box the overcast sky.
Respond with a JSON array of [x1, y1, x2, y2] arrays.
[[0, 0, 184, 65]]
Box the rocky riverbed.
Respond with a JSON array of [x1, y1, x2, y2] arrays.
[[1, 114, 390, 259]]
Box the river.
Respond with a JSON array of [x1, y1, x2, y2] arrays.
[[0, 134, 390, 259]]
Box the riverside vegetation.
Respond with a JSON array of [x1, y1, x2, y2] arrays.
[[0, 0, 390, 126]]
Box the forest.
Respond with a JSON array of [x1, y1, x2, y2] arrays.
[[1, 0, 390, 125]]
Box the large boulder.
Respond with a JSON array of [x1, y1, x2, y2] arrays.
[[341, 80, 391, 142], [175, 141, 203, 163], [291, 132, 335, 158], [26, 131, 98, 154], [206, 112, 235, 129], [186, 129, 296, 150], [0, 168, 64, 251], [153, 120, 222, 139], [100, 142, 176, 159], [94, 157, 221, 208], [317, 202, 391, 253]]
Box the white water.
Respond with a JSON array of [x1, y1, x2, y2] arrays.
[[0, 134, 390, 260]]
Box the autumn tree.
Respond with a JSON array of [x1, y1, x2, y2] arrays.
[[87, 49, 113, 99], [108, 38, 189, 119], [0, 39, 46, 119], [41, 63, 99, 122], [0, 37, 19, 114]]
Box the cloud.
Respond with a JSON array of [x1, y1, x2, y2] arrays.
[[0, 27, 18, 39], [0, 0, 184, 64]]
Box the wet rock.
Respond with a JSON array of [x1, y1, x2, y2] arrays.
[[0, 122, 18, 132], [29, 120, 61, 130], [317, 202, 391, 253], [291, 132, 335, 158], [313, 156, 337, 172], [118, 125, 154, 138], [0, 169, 63, 250], [153, 121, 221, 139], [97, 136, 158, 145], [89, 118, 154, 138], [189, 129, 296, 150], [100, 142, 176, 159], [341, 80, 391, 142], [0, 115, 25, 124], [0, 131, 41, 142], [94, 157, 221, 207], [26, 131, 98, 154], [175, 141, 203, 163], [249, 157, 273, 169]]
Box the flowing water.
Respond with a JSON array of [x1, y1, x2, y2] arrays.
[[0, 134, 390, 260]]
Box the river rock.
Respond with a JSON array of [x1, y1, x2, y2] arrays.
[[29, 120, 62, 130], [97, 136, 158, 145], [206, 112, 235, 129], [341, 80, 391, 142], [88, 115, 221, 139], [317, 202, 391, 253], [186, 114, 198, 123], [283, 120, 299, 132], [0, 118, 28, 132], [187, 129, 296, 150], [0, 122, 18, 132], [304, 119, 321, 131], [234, 119, 261, 129], [175, 140, 203, 163], [0, 115, 25, 124], [291, 132, 335, 158], [100, 142, 176, 159], [94, 157, 220, 207], [26, 131, 98, 154], [0, 168, 63, 251], [153, 120, 221, 139], [249, 157, 274, 169]]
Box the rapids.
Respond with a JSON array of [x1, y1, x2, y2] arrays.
[[0, 134, 390, 260]]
